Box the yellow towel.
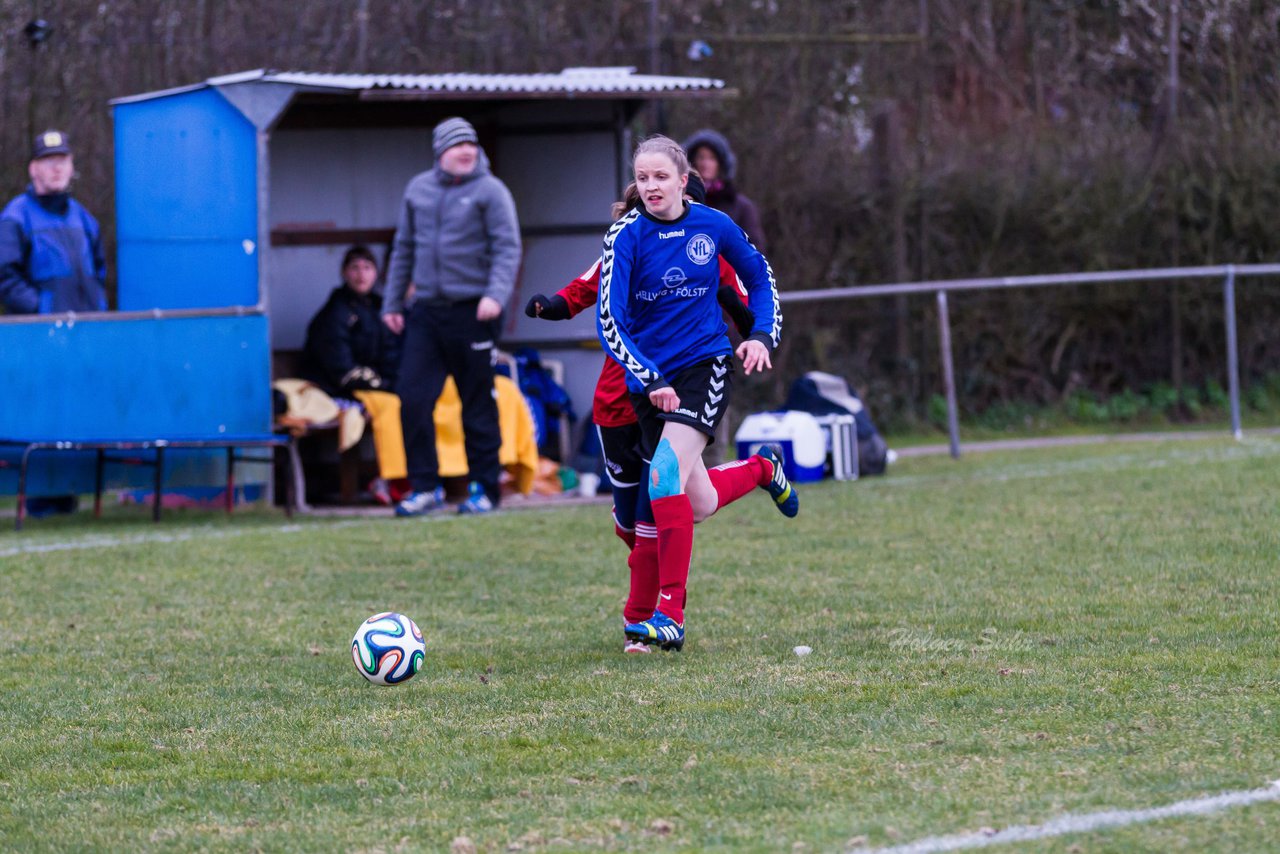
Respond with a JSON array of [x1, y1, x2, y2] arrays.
[[433, 375, 539, 494], [353, 390, 408, 481]]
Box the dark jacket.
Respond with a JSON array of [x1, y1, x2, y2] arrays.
[[0, 187, 106, 315], [383, 149, 521, 314], [681, 129, 767, 253], [300, 285, 402, 397]]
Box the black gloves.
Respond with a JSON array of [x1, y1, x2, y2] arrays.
[[524, 293, 570, 321]]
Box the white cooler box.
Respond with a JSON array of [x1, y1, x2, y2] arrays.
[[734, 411, 827, 482]]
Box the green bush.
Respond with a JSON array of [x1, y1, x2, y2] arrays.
[[1145, 382, 1181, 416], [1106, 388, 1147, 422], [1246, 385, 1274, 413], [1267, 373, 1280, 398], [927, 394, 950, 430], [975, 400, 1037, 430], [1064, 391, 1109, 424], [1182, 388, 1204, 418], [945, 374, 1280, 435], [1203, 380, 1230, 411]]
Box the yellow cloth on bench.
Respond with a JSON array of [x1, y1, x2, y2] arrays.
[[433, 374, 539, 495], [352, 390, 408, 481]]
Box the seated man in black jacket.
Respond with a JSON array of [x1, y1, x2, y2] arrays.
[[301, 245, 401, 397], [299, 246, 407, 504]]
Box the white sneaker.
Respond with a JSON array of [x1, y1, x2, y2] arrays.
[[395, 487, 445, 517], [457, 481, 494, 514]]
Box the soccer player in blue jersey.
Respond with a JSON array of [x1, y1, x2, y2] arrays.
[[598, 135, 797, 651]]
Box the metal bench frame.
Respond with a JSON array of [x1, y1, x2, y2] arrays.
[[0, 435, 296, 531]]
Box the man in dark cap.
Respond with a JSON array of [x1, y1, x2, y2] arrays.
[[382, 116, 522, 516], [0, 130, 107, 315]]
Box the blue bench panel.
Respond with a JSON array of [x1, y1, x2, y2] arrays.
[[0, 314, 272, 495]]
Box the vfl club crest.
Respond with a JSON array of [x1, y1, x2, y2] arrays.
[[686, 233, 715, 265]]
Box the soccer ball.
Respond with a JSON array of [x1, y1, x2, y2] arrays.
[[351, 612, 426, 685]]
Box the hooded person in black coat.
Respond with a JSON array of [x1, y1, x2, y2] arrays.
[[300, 246, 402, 397], [681, 129, 767, 253]]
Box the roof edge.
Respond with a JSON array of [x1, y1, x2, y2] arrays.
[[112, 67, 728, 106]]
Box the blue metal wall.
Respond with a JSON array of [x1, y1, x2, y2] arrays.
[[115, 88, 260, 310], [0, 313, 271, 495]]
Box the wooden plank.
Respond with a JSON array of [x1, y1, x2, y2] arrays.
[[270, 227, 396, 247]]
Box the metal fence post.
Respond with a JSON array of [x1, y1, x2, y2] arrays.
[[1223, 264, 1243, 440], [936, 289, 961, 458]]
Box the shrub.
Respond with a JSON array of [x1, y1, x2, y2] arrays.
[[1145, 382, 1181, 416]]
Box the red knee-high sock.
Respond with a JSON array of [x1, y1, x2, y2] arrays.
[[613, 507, 637, 551], [652, 494, 694, 624], [624, 524, 659, 624], [707, 455, 771, 513]]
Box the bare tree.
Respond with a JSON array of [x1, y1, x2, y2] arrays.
[[3, 0, 1279, 420]]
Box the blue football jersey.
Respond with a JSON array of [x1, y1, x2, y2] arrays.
[[597, 201, 780, 393]]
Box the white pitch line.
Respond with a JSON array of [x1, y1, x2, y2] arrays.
[[860, 780, 1280, 854], [0, 518, 375, 559], [0, 507, 493, 560]]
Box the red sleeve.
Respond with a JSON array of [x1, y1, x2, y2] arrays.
[[718, 256, 748, 305], [556, 259, 602, 318]]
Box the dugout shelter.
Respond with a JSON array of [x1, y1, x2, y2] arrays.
[[0, 67, 731, 507]]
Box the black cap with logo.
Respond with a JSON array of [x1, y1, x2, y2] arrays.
[[32, 129, 72, 160]]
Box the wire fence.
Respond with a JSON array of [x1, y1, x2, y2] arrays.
[[779, 264, 1280, 457]]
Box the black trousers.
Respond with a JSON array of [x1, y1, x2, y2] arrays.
[[398, 298, 502, 503]]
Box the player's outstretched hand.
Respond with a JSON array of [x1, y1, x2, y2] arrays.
[[737, 339, 772, 375]]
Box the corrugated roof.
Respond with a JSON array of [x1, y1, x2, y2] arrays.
[[213, 66, 725, 96], [112, 67, 727, 106]]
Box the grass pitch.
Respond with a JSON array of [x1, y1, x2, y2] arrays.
[[2, 437, 1278, 852]]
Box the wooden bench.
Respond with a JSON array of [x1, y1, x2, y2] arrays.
[[0, 434, 296, 531], [269, 348, 567, 507]]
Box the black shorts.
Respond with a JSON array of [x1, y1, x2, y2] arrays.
[[629, 355, 734, 458], [597, 422, 643, 488]]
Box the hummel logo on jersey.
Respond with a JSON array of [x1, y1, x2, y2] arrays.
[[471, 339, 493, 351], [674, 407, 698, 419], [661, 267, 688, 288], [659, 229, 686, 239]]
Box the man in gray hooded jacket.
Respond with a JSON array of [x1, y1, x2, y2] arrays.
[[383, 117, 521, 516]]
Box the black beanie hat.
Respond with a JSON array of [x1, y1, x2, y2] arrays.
[[686, 171, 707, 204]]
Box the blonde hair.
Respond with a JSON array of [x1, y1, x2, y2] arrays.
[[610, 182, 642, 220], [632, 135, 690, 176]]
